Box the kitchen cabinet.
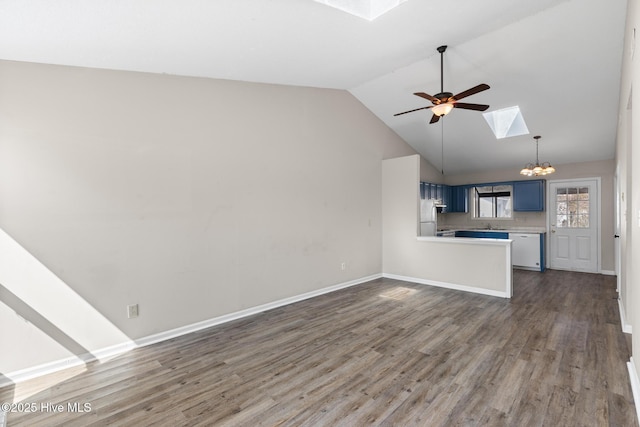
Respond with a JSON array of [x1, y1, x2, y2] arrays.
[[440, 179, 543, 213], [510, 233, 545, 272], [420, 182, 451, 213], [513, 180, 545, 211], [421, 182, 443, 200], [455, 230, 509, 239], [448, 186, 468, 213], [438, 184, 451, 213], [420, 182, 436, 200]]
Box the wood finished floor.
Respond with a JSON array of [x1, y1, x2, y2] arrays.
[[1, 270, 637, 426]]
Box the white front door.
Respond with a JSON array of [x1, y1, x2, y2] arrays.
[[548, 179, 599, 272]]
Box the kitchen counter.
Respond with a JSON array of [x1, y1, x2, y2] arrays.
[[437, 226, 546, 234], [429, 228, 546, 272], [413, 233, 513, 297]]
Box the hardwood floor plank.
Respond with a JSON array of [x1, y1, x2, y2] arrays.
[[508, 349, 559, 426], [543, 384, 579, 426], [490, 358, 536, 413], [406, 382, 462, 426], [3, 270, 637, 426]]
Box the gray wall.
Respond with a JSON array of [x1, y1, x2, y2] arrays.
[[0, 60, 421, 374]]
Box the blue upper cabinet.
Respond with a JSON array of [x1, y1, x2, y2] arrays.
[[440, 184, 451, 213], [513, 180, 545, 211], [422, 181, 541, 212], [448, 186, 468, 213], [420, 182, 452, 212], [435, 184, 444, 201], [420, 182, 435, 200]]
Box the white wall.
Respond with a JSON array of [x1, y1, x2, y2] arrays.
[[616, 0, 640, 404], [0, 60, 422, 376], [382, 155, 511, 297]]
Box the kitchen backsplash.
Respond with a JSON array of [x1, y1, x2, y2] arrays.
[[438, 211, 546, 229]]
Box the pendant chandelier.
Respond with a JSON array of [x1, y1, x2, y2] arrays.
[[520, 135, 555, 176]]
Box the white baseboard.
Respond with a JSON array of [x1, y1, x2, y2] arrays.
[[134, 273, 382, 348], [2, 274, 382, 388], [601, 269, 616, 276], [618, 298, 633, 334], [0, 339, 138, 388], [382, 273, 510, 299], [628, 358, 640, 423], [2, 355, 85, 387]]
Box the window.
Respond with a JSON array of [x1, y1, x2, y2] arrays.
[[556, 187, 589, 228], [473, 185, 512, 219]]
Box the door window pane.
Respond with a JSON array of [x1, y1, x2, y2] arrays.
[[557, 186, 589, 228]]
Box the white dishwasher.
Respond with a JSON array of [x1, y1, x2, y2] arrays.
[[509, 233, 541, 270]]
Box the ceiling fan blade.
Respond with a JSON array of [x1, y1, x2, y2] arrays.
[[414, 92, 440, 104], [451, 84, 490, 101], [393, 106, 431, 116], [453, 102, 490, 111], [429, 114, 440, 124]]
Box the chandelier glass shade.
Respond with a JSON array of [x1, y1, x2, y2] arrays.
[[520, 135, 555, 176]]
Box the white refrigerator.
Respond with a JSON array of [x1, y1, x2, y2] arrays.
[[420, 199, 438, 236]]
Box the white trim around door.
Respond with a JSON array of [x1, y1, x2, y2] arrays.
[[546, 178, 601, 273]]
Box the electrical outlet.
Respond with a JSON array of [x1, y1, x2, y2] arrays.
[[127, 304, 139, 319], [341, 262, 346, 271]]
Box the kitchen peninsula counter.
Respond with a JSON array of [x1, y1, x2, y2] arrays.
[[383, 155, 513, 299]]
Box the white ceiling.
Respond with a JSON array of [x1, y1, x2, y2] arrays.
[[0, 0, 628, 175]]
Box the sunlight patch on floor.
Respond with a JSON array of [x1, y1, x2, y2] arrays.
[[379, 286, 417, 300], [10, 365, 87, 403]]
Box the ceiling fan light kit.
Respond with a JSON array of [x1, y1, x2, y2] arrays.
[[431, 103, 454, 116], [520, 135, 556, 176], [394, 45, 490, 124]]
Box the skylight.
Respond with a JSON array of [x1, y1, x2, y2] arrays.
[[313, 0, 409, 21], [482, 106, 530, 139]]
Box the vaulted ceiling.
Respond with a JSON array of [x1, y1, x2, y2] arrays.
[[0, 0, 628, 174]]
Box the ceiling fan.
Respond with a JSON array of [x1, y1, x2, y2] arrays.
[[394, 45, 490, 124]]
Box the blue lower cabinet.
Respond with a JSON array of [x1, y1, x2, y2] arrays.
[[455, 231, 509, 239], [455, 231, 473, 238]]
